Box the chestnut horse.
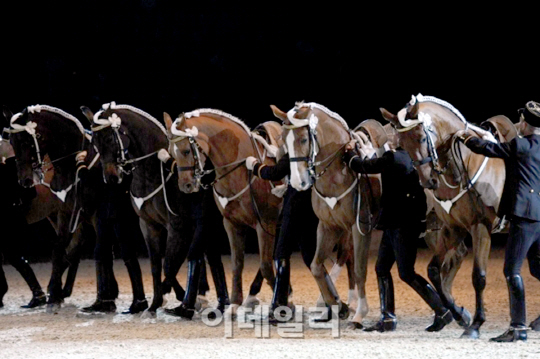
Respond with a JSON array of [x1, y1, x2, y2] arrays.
[[163, 109, 283, 314], [270, 102, 382, 328], [380, 94, 509, 338]]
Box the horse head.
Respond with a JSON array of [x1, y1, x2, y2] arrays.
[[164, 112, 210, 193], [8, 108, 48, 188], [84, 105, 131, 184], [380, 95, 465, 190], [271, 102, 351, 192]]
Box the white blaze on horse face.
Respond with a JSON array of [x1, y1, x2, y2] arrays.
[[286, 130, 311, 191]]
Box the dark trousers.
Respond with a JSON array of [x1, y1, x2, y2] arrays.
[[503, 217, 540, 279], [375, 227, 420, 283], [274, 187, 318, 267]]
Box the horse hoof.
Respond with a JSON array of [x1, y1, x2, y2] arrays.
[[347, 321, 363, 330], [460, 328, 480, 339], [46, 303, 61, 314], [140, 309, 157, 319], [456, 307, 472, 328], [195, 295, 209, 312], [242, 295, 260, 310], [224, 304, 239, 319]]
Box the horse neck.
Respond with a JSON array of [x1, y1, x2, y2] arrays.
[[313, 117, 356, 192], [194, 116, 254, 193], [122, 111, 168, 157], [36, 115, 85, 165]]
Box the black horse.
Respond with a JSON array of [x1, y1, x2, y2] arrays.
[[8, 104, 146, 314], [1, 106, 81, 308], [82, 103, 247, 316]]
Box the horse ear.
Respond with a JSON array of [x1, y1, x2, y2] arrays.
[[163, 112, 173, 131], [379, 108, 400, 128], [2, 105, 13, 127], [270, 105, 288, 123], [80, 106, 94, 125], [407, 100, 420, 119]]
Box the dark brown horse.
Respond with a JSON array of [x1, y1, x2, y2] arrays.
[[270, 102, 382, 327], [8, 104, 145, 313], [163, 109, 283, 315], [1, 106, 81, 308], [380, 94, 508, 338]]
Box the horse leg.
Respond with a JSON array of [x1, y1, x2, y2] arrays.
[[140, 219, 165, 315], [426, 226, 471, 329], [242, 223, 275, 309], [46, 212, 72, 313], [162, 218, 189, 302], [248, 269, 264, 298], [223, 218, 247, 316], [350, 228, 371, 328], [460, 224, 490, 339], [311, 224, 349, 321]]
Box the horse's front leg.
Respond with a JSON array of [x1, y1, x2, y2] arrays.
[[223, 218, 247, 316], [460, 223, 491, 339], [426, 226, 471, 330], [140, 218, 165, 315], [349, 226, 371, 328], [240, 223, 275, 309], [46, 211, 72, 313], [310, 224, 349, 322]]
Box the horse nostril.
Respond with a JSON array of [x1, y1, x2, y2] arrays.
[[185, 183, 193, 192], [301, 181, 306, 188]]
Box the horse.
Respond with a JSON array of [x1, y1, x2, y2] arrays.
[[7, 104, 145, 313], [380, 93, 510, 338], [163, 108, 284, 314], [270, 102, 382, 328], [84, 102, 239, 315], [1, 106, 81, 306]]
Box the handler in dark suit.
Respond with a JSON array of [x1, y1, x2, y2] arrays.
[[458, 101, 540, 342], [343, 132, 452, 333]]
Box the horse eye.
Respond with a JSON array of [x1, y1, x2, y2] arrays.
[[420, 137, 427, 144], [300, 138, 308, 145], [182, 149, 190, 156]]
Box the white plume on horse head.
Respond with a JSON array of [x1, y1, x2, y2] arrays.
[[170, 117, 199, 139]]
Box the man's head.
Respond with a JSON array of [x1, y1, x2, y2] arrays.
[[517, 101, 540, 136]]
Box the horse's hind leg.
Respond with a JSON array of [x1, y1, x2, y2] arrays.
[[140, 219, 165, 315]]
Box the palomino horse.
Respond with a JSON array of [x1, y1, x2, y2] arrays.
[[8, 105, 144, 313], [270, 102, 382, 327], [380, 94, 509, 338], [164, 109, 283, 314]]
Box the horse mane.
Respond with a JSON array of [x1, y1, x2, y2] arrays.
[[95, 103, 167, 136], [295, 101, 350, 130], [12, 105, 90, 140], [185, 108, 252, 135], [416, 94, 467, 124]]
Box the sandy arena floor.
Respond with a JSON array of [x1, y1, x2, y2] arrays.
[[1, 243, 540, 359]]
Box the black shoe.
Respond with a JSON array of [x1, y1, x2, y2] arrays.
[[121, 299, 148, 314], [426, 309, 453, 332], [490, 327, 527, 342], [81, 300, 116, 313], [21, 293, 47, 309], [529, 316, 540, 331], [364, 316, 397, 332], [164, 304, 195, 320]]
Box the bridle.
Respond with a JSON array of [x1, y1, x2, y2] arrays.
[[283, 108, 351, 182], [92, 112, 159, 176], [168, 122, 246, 190]]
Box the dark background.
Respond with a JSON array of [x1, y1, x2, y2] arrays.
[[2, 1, 538, 260]]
